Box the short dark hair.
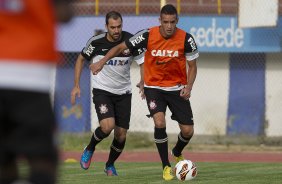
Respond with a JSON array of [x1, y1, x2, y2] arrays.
[[160, 4, 178, 18], [105, 11, 123, 25]]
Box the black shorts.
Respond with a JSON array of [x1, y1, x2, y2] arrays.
[[144, 87, 194, 125], [92, 88, 132, 129], [0, 90, 58, 165]]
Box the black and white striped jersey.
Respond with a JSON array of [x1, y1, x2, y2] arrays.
[[81, 31, 135, 95]]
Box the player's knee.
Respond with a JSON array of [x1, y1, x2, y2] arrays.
[[181, 127, 194, 138], [100, 126, 114, 135], [153, 112, 166, 127], [154, 122, 166, 128], [96, 126, 111, 139], [115, 135, 126, 143], [154, 118, 166, 128], [114, 131, 127, 142]]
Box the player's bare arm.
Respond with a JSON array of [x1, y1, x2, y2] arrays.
[[180, 59, 197, 100], [138, 63, 145, 99], [71, 54, 84, 105], [89, 41, 128, 75]]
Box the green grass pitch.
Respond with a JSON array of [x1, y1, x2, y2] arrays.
[[58, 162, 282, 184]]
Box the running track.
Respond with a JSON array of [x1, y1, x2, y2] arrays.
[[62, 151, 282, 163]]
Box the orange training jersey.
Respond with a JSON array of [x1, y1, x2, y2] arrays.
[[145, 26, 187, 87], [0, 0, 58, 92], [0, 0, 57, 62], [125, 26, 199, 88]]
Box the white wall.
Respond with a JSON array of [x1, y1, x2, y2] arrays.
[[265, 53, 282, 136], [192, 54, 229, 135]]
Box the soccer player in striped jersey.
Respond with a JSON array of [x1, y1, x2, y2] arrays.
[[71, 11, 141, 176], [89, 4, 199, 181]]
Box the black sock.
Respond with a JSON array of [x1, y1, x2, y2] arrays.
[[172, 132, 192, 157], [154, 127, 170, 168], [87, 127, 109, 151], [106, 138, 126, 167]]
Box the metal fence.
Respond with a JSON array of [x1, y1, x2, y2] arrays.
[[55, 0, 282, 137]]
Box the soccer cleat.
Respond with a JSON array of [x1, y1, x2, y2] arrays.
[[104, 165, 118, 176], [162, 166, 174, 180], [80, 146, 94, 170], [171, 149, 185, 163]]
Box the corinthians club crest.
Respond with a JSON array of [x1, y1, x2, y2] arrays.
[[149, 100, 157, 110], [99, 104, 108, 114]]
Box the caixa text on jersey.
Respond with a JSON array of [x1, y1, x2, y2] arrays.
[[105, 59, 129, 66]]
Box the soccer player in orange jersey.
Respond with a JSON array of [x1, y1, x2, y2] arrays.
[[90, 4, 199, 180], [0, 0, 72, 183]]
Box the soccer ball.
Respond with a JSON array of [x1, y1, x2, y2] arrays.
[[174, 160, 197, 181]]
